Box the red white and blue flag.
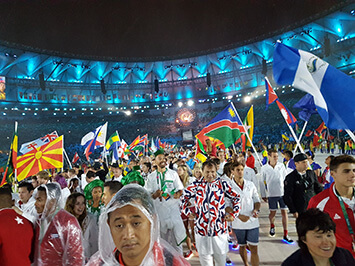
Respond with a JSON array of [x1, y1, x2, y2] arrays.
[[81, 123, 108, 161], [19, 131, 59, 155]]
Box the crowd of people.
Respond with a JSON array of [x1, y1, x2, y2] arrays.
[[0, 146, 355, 266]]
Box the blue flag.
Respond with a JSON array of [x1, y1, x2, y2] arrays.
[[293, 94, 318, 121], [273, 42, 355, 130]]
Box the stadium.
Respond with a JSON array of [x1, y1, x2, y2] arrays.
[[1, 1, 355, 265]]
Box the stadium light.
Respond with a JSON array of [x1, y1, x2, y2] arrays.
[[244, 96, 251, 103], [187, 100, 194, 106], [125, 110, 132, 116], [178, 102, 183, 107]]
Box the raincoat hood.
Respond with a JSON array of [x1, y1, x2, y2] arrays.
[[93, 184, 188, 266]]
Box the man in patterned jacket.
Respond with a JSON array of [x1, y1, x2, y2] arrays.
[[181, 159, 240, 266]]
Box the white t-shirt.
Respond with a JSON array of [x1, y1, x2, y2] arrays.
[[231, 179, 260, 230], [260, 162, 287, 198]]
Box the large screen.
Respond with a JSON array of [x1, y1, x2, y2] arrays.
[[0, 76, 5, 100], [182, 130, 193, 141]]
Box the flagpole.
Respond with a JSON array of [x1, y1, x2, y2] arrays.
[[14, 121, 18, 182], [286, 123, 305, 153], [232, 143, 237, 154], [345, 129, 355, 144], [293, 121, 308, 154], [63, 148, 72, 169], [231, 102, 263, 166]]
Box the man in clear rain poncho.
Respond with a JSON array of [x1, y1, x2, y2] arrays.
[[87, 184, 189, 266], [33, 183, 84, 265]]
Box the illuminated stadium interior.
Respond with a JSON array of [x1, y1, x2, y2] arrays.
[[0, 1, 354, 157]]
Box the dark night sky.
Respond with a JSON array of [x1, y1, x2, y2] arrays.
[[0, 0, 343, 60]]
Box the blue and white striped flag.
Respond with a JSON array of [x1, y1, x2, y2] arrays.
[[273, 42, 355, 130]]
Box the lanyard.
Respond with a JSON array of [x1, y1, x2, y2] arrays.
[[335, 188, 355, 251], [157, 169, 167, 190]]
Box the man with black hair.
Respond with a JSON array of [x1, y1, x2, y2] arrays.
[[109, 162, 124, 182], [308, 154, 355, 258], [93, 158, 109, 182], [102, 180, 123, 206], [260, 149, 292, 243], [141, 162, 151, 181], [12, 182, 38, 223], [17, 182, 34, 209], [0, 187, 34, 266], [146, 149, 186, 253], [284, 153, 323, 218], [283, 150, 296, 175], [34, 183, 84, 264]]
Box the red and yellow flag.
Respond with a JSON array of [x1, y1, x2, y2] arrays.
[[16, 135, 63, 182]]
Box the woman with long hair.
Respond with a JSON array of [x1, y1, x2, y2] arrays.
[[65, 192, 98, 262], [177, 164, 196, 260]]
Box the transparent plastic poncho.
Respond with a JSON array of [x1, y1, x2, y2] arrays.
[[34, 183, 84, 266], [87, 184, 189, 266]]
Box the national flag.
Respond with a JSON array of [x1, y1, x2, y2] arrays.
[[196, 102, 245, 148], [195, 152, 207, 163], [105, 131, 121, 151], [40, 131, 59, 143], [106, 132, 122, 161], [196, 138, 207, 155], [313, 131, 323, 147], [282, 133, 290, 141], [1, 122, 18, 187], [265, 77, 278, 110], [128, 135, 141, 151], [16, 135, 63, 182], [243, 105, 254, 149], [20, 131, 58, 155], [117, 139, 128, 158], [276, 100, 297, 125], [273, 42, 355, 130], [72, 152, 80, 164], [150, 137, 158, 154], [154, 137, 160, 150], [81, 123, 108, 160], [316, 122, 327, 134], [293, 94, 318, 121], [140, 134, 148, 145], [305, 130, 314, 137]]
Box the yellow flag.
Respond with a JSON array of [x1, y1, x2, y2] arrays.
[[244, 105, 254, 148]]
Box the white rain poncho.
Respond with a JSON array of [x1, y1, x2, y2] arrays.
[[33, 183, 84, 266], [87, 184, 189, 266]]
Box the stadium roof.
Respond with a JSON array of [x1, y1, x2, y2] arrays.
[[0, 0, 348, 61]]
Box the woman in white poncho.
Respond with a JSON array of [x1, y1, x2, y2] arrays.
[[86, 184, 189, 266]]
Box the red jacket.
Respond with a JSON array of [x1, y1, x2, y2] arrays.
[[0, 209, 34, 266], [308, 183, 355, 258], [34, 209, 84, 265]]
